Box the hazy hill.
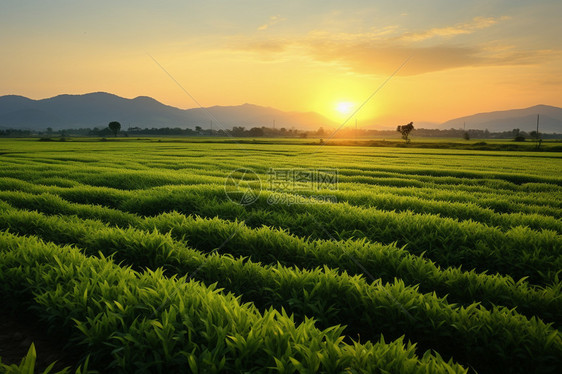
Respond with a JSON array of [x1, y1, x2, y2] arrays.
[[2, 93, 560, 133], [440, 105, 562, 132], [0, 92, 335, 130]]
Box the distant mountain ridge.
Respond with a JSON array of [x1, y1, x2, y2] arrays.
[[440, 105, 562, 132], [1, 93, 561, 133], [0, 92, 336, 130]]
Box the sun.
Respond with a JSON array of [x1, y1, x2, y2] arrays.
[[335, 101, 355, 116]]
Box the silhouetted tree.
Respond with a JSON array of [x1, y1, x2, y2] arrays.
[[463, 132, 470, 140], [108, 121, 121, 137], [232, 126, 246, 137], [397, 122, 414, 143], [512, 128, 526, 141], [249, 127, 264, 137]]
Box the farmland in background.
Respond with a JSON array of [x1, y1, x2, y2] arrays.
[[0, 138, 560, 373]]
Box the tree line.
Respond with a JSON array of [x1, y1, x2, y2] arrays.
[[1, 122, 560, 140]]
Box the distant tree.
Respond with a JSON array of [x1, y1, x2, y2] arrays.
[[397, 122, 414, 143], [463, 131, 470, 141], [248, 127, 264, 137], [98, 127, 113, 137], [232, 126, 246, 137], [195, 126, 202, 132], [317, 127, 325, 136], [108, 121, 121, 137], [512, 128, 525, 142]]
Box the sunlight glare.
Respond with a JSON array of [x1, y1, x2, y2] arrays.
[[335, 101, 355, 116]]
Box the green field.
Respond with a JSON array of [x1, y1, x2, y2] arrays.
[[0, 138, 561, 373]]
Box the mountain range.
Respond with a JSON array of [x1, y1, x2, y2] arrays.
[[0, 92, 561, 133], [0, 92, 336, 131], [441, 105, 562, 132]]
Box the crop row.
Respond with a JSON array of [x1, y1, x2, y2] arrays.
[[0, 207, 561, 373], [0, 231, 468, 373], [10, 143, 562, 185], [1, 158, 561, 203], [1, 194, 560, 324], [2, 168, 561, 219], [2, 182, 557, 284], [127, 189, 562, 285], [293, 188, 561, 232], [1, 177, 560, 232]]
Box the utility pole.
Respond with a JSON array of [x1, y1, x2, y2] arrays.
[[355, 118, 358, 141], [273, 119, 275, 129], [537, 114, 539, 133]]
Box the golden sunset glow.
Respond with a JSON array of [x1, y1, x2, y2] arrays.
[[335, 102, 355, 116], [1, 1, 561, 128]]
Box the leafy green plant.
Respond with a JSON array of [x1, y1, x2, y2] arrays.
[[0, 232, 468, 373], [0, 343, 93, 374]]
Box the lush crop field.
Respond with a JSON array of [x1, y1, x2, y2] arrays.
[[0, 138, 561, 373]]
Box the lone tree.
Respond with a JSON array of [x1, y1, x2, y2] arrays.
[[108, 121, 121, 137], [512, 128, 525, 142], [397, 122, 414, 143]]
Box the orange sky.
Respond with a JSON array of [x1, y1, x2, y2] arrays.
[[1, 1, 561, 127]]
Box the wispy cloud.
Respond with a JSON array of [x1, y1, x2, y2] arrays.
[[308, 43, 482, 75], [257, 15, 286, 31], [399, 16, 510, 42], [232, 15, 560, 76], [305, 38, 557, 75]]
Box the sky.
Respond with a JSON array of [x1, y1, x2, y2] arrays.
[[1, 0, 561, 126]]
